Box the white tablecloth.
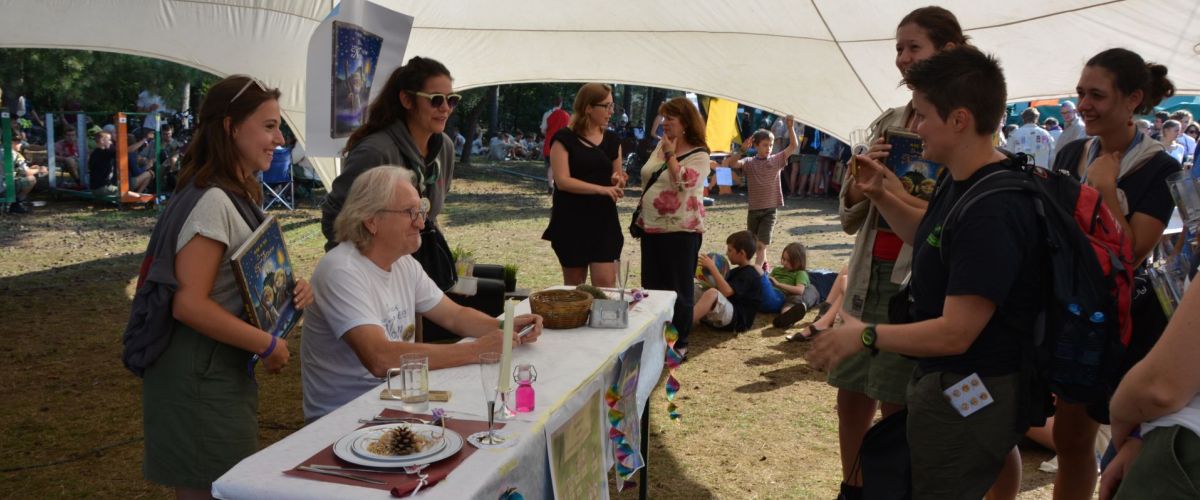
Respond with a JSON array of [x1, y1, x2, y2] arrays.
[[212, 291, 675, 499]]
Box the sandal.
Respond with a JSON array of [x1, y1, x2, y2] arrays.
[[784, 324, 823, 342]]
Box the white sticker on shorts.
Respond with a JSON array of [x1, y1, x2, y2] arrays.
[[943, 372, 994, 418]]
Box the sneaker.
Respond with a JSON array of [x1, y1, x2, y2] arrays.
[[773, 303, 809, 329]]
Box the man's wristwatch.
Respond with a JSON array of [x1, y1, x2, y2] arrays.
[[861, 324, 879, 355]]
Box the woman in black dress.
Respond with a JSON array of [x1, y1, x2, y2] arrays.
[[542, 83, 625, 287]]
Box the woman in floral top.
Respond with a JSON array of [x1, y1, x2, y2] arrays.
[[635, 97, 711, 354]]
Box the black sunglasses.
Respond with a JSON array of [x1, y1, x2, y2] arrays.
[[410, 91, 462, 109]]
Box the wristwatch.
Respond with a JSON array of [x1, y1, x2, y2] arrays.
[[861, 324, 879, 355]]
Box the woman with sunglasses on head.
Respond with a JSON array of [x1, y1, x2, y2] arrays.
[[322, 56, 460, 258], [633, 97, 711, 356], [1049, 47, 1180, 500], [542, 83, 626, 287], [127, 75, 314, 498]]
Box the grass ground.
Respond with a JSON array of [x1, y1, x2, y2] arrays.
[[0, 160, 1067, 498]]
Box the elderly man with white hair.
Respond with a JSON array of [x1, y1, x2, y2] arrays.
[[301, 166, 543, 421], [1053, 100, 1088, 163]]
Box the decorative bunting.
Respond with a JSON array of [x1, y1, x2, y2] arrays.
[[664, 323, 683, 420]]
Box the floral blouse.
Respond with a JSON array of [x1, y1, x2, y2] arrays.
[[636, 141, 711, 234]]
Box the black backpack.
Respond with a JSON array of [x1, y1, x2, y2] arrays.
[[939, 155, 1134, 416]]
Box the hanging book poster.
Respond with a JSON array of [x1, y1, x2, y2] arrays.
[[230, 216, 302, 340], [883, 127, 943, 201], [546, 384, 608, 500], [331, 20, 383, 138]]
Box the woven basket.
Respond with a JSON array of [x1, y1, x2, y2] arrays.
[[529, 289, 593, 329]]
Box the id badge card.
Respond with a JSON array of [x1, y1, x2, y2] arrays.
[[943, 373, 994, 418]]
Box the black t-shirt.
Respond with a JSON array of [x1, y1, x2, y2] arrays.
[[725, 265, 763, 331], [910, 161, 1047, 376], [88, 147, 117, 187], [1053, 138, 1180, 225], [551, 128, 619, 184]]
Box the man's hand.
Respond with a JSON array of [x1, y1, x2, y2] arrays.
[[513, 314, 544, 345], [292, 278, 314, 309]]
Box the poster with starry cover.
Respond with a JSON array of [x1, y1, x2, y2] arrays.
[[331, 20, 383, 138], [230, 216, 302, 342]]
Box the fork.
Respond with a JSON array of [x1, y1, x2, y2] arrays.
[[403, 464, 430, 497], [358, 416, 430, 425]]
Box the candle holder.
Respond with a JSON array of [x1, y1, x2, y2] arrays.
[[495, 388, 517, 421]]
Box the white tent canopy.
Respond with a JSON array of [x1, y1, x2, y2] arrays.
[[2, 0, 1198, 188]]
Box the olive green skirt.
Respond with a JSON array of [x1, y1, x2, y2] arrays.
[[143, 322, 258, 490]]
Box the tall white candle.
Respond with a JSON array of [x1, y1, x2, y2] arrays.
[[499, 300, 515, 394]]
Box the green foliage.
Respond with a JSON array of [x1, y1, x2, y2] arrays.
[[451, 244, 475, 262], [0, 49, 218, 115], [503, 263, 519, 282], [452, 83, 581, 136]]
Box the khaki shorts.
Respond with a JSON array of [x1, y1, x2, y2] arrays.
[[828, 259, 915, 404], [746, 208, 777, 245], [907, 371, 1025, 499], [698, 286, 734, 328]]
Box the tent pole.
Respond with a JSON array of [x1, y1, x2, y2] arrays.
[[45, 113, 56, 189], [1, 112, 13, 206]]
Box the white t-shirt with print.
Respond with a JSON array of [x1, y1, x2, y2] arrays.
[[301, 241, 444, 420]]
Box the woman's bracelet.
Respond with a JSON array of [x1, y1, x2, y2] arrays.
[[260, 335, 278, 359]]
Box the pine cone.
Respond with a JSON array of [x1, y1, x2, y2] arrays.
[[381, 426, 421, 455]]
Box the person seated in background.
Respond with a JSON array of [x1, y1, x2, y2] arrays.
[[7, 138, 43, 213], [488, 132, 509, 161], [52, 127, 83, 186], [511, 131, 529, 159], [692, 230, 763, 335], [301, 166, 543, 421], [88, 131, 119, 197], [128, 130, 156, 194], [158, 124, 184, 191]]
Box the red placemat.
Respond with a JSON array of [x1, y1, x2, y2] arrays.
[[284, 410, 505, 497]]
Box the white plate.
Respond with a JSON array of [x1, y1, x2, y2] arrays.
[[351, 426, 447, 461], [333, 424, 464, 468]]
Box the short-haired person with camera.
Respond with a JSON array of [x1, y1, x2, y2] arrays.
[[808, 46, 1048, 499]]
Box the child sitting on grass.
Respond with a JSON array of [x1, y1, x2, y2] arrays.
[[692, 231, 763, 342], [767, 242, 820, 327]]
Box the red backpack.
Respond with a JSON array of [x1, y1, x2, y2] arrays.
[[942, 157, 1134, 405]]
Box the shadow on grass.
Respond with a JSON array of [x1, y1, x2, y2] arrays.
[[785, 223, 846, 235]]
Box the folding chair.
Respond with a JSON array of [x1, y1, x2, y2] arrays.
[[261, 146, 293, 210]]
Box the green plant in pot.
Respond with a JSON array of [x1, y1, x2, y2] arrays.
[[452, 245, 475, 277], [502, 263, 519, 292]]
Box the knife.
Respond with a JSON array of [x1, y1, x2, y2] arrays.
[[297, 465, 387, 485]]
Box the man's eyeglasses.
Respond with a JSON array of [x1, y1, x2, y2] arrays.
[[591, 102, 615, 111], [410, 91, 462, 109], [229, 75, 267, 104], [378, 197, 431, 222]]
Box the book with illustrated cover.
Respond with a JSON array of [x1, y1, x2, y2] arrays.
[[884, 127, 943, 201], [230, 216, 302, 344], [331, 20, 383, 138]]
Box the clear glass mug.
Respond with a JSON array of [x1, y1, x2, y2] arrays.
[[386, 353, 429, 412]]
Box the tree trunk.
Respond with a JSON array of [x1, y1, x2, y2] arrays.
[[458, 92, 490, 167], [487, 86, 500, 137]]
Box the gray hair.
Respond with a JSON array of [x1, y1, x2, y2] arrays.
[[334, 166, 415, 249]]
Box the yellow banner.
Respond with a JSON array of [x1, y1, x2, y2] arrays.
[[705, 97, 739, 153]]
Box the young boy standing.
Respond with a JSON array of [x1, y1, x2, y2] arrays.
[[693, 231, 763, 340], [808, 46, 1048, 498], [724, 116, 799, 268]]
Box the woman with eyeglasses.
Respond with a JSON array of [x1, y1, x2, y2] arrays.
[[300, 166, 542, 422], [127, 75, 314, 498], [542, 82, 626, 287]]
